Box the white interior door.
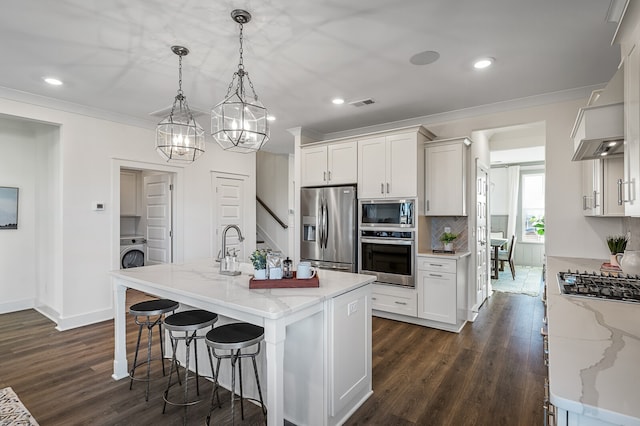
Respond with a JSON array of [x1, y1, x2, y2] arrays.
[[475, 161, 489, 311], [144, 173, 173, 265], [213, 174, 247, 261]]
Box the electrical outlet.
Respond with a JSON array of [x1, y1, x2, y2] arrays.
[[444, 226, 451, 233], [347, 301, 358, 316]]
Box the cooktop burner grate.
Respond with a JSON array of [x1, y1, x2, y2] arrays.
[[557, 271, 640, 303]]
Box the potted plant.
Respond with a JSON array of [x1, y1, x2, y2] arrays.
[[606, 235, 628, 267], [250, 249, 268, 279], [531, 216, 545, 236], [440, 232, 458, 252]]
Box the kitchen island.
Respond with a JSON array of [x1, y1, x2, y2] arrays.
[[547, 256, 640, 425], [111, 259, 375, 425]]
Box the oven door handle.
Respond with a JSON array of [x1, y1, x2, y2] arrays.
[[360, 237, 413, 245]]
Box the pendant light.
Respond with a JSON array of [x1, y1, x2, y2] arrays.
[[211, 9, 269, 153], [156, 46, 205, 164]]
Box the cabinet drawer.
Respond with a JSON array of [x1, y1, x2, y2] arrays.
[[371, 285, 417, 317], [417, 257, 456, 274]]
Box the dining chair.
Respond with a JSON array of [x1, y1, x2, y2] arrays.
[[498, 235, 517, 279]]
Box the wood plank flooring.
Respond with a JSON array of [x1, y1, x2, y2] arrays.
[[0, 289, 544, 425]]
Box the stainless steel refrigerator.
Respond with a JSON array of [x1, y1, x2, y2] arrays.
[[300, 185, 357, 272]]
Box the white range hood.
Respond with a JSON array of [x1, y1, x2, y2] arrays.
[[570, 101, 624, 161]]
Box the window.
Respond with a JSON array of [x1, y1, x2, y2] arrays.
[[521, 172, 545, 243]]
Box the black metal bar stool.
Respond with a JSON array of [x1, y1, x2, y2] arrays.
[[205, 322, 267, 425], [128, 298, 179, 401], [162, 309, 218, 424]]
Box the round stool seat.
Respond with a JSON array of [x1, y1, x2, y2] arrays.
[[205, 323, 264, 350], [164, 310, 219, 332], [130, 299, 179, 316]]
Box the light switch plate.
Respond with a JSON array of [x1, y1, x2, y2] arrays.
[[348, 301, 358, 316], [444, 226, 451, 233]]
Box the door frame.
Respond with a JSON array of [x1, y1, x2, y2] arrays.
[[473, 159, 490, 314], [111, 159, 184, 271]]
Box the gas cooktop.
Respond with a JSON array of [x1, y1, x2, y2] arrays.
[[557, 271, 640, 304]]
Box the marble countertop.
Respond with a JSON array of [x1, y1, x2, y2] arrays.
[[547, 256, 640, 425], [417, 251, 471, 260], [111, 258, 375, 320]]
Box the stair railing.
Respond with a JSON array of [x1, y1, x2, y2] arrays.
[[256, 196, 288, 229]]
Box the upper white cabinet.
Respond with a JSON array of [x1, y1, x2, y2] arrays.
[[584, 157, 625, 216], [617, 4, 640, 215], [624, 44, 640, 215], [358, 132, 426, 199], [300, 140, 357, 187], [120, 170, 141, 216], [424, 137, 471, 216]]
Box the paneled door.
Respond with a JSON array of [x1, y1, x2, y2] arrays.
[[474, 161, 489, 312], [212, 173, 247, 261], [144, 173, 173, 265]]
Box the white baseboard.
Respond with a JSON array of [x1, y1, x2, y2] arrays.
[[0, 298, 35, 314], [35, 305, 113, 331]]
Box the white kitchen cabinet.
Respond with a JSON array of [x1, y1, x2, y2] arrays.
[[120, 170, 141, 216], [424, 137, 470, 216], [300, 140, 357, 187], [327, 284, 371, 421], [358, 132, 420, 199], [581, 157, 624, 217], [371, 283, 417, 317], [603, 156, 624, 216], [417, 257, 457, 324], [581, 159, 599, 216], [624, 43, 640, 215]]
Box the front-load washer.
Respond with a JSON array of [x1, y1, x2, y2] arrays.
[[120, 236, 146, 269]]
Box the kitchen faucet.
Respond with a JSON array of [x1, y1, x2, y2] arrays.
[[220, 224, 244, 275]]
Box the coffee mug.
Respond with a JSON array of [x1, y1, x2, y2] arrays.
[[297, 262, 316, 279]]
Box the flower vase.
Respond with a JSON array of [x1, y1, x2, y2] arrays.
[[609, 254, 620, 268], [254, 269, 267, 280], [444, 242, 453, 251]]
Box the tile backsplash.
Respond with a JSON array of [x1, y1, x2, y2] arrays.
[[431, 217, 468, 251]]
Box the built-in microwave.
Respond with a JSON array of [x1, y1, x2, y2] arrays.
[[359, 199, 415, 228]]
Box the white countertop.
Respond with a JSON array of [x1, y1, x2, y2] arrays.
[[417, 251, 471, 260], [111, 258, 375, 320], [547, 256, 640, 425]]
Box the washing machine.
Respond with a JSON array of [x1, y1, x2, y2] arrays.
[[120, 236, 146, 269]]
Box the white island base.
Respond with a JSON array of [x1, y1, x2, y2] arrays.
[[111, 259, 375, 425]]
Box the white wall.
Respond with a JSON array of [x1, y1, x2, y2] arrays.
[[422, 98, 623, 259], [0, 97, 256, 328], [490, 167, 509, 215], [256, 150, 292, 254], [0, 117, 39, 312], [316, 97, 624, 261]]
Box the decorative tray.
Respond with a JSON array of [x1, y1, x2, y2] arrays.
[[249, 271, 319, 289]]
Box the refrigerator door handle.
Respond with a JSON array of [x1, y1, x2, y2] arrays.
[[318, 202, 325, 249], [323, 202, 329, 249]]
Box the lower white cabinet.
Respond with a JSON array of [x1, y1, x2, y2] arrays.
[[417, 256, 468, 325], [327, 284, 372, 421], [371, 284, 417, 316]]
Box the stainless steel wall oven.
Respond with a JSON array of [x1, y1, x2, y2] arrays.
[[359, 229, 415, 288]]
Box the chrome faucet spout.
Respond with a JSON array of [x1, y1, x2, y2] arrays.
[[219, 224, 244, 275]]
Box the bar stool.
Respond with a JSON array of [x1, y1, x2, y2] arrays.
[[204, 322, 267, 425], [162, 309, 218, 424], [128, 298, 179, 401]]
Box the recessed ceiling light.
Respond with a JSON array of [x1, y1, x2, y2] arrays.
[[409, 50, 440, 66], [473, 58, 494, 69], [267, 115, 276, 121], [43, 77, 63, 86], [332, 98, 345, 105]]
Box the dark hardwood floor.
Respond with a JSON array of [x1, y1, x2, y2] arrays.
[[0, 289, 544, 425]]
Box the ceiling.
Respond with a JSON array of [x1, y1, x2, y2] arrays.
[[0, 0, 624, 154]]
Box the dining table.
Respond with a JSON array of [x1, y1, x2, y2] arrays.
[[490, 237, 508, 279]]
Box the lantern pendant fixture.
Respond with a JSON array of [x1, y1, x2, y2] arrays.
[[211, 9, 269, 153], [156, 45, 205, 164]]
